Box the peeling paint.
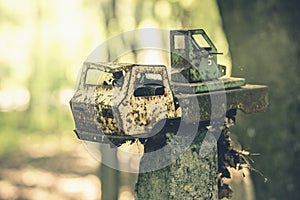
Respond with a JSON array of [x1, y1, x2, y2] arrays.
[[70, 29, 268, 144]]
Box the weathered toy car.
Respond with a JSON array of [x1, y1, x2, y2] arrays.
[[70, 29, 268, 143]]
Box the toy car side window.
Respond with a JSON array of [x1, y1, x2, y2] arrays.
[[174, 35, 185, 49], [85, 68, 103, 85], [85, 68, 123, 86], [134, 73, 164, 97]]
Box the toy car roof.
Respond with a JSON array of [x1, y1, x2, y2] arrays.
[[84, 62, 166, 73]]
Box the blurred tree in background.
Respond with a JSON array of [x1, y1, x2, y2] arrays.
[[217, 0, 300, 199]]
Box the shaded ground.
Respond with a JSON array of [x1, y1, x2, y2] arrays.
[[0, 134, 102, 200]]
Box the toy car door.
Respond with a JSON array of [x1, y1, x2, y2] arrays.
[[119, 65, 176, 136]]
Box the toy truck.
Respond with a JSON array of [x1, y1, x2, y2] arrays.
[[70, 29, 268, 143]]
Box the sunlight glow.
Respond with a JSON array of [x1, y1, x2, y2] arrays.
[[0, 181, 18, 199], [58, 88, 74, 106], [154, 1, 172, 19], [0, 86, 30, 112], [118, 186, 135, 200], [117, 140, 144, 171], [56, 175, 101, 200]]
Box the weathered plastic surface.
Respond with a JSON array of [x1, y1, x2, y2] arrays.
[[171, 77, 246, 93], [70, 29, 268, 143], [70, 62, 268, 142], [170, 29, 225, 82], [70, 62, 177, 140], [176, 84, 268, 124]]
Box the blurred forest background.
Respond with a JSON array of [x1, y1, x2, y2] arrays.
[[0, 0, 299, 199]]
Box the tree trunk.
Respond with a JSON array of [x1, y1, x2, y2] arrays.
[[99, 146, 120, 200], [135, 128, 219, 200], [216, 0, 300, 199]]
